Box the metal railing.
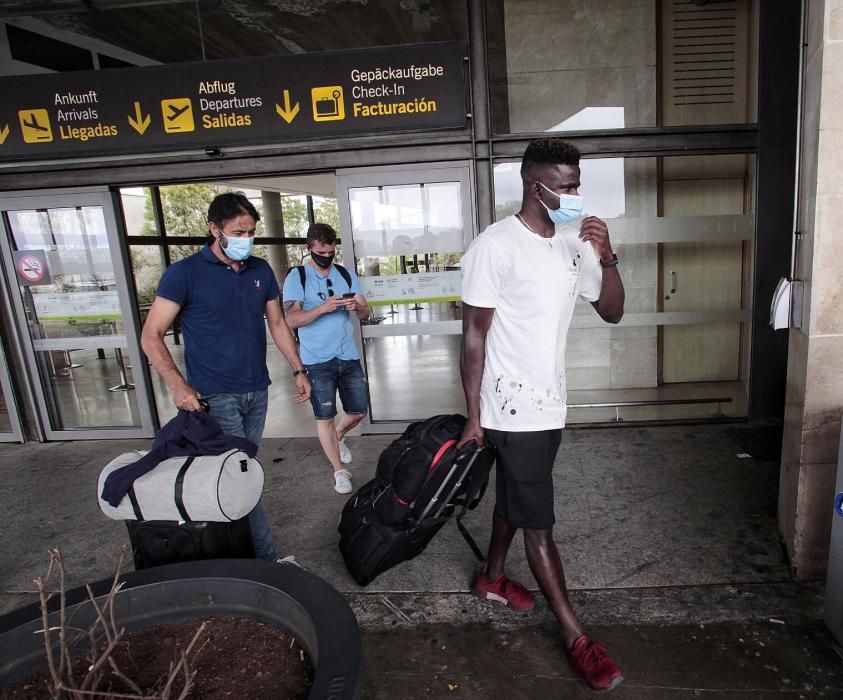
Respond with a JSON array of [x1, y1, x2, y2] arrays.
[[568, 397, 732, 422]]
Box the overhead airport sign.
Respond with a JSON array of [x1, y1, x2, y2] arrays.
[[0, 42, 466, 162]]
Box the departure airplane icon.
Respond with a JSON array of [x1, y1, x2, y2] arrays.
[[166, 104, 190, 121], [22, 113, 49, 132]]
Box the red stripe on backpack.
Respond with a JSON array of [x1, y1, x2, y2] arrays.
[[394, 438, 458, 505]]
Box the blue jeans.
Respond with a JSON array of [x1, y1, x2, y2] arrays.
[[305, 358, 369, 419], [204, 390, 279, 561]]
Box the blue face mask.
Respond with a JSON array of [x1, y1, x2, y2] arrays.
[[538, 182, 584, 224], [220, 231, 254, 261]]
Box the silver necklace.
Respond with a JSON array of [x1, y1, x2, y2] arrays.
[[516, 212, 553, 248]]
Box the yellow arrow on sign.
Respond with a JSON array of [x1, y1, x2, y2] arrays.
[[128, 101, 151, 135], [0, 124, 9, 144], [275, 90, 300, 124]]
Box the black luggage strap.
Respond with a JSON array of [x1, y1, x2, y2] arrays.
[[456, 511, 485, 561], [173, 455, 196, 521], [127, 486, 144, 521]]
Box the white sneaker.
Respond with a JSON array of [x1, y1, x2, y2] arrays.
[[275, 555, 301, 568], [334, 468, 353, 494], [338, 439, 352, 464]]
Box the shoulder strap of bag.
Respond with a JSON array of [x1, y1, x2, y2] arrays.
[[127, 485, 144, 520], [173, 455, 196, 522], [284, 265, 306, 295], [334, 263, 352, 289], [290, 264, 352, 294]]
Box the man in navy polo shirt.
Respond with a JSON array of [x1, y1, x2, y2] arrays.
[[141, 191, 311, 562]]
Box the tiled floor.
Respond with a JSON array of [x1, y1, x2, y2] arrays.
[[0, 423, 789, 617], [292, 424, 788, 594]]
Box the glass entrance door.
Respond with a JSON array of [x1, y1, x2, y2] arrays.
[[0, 188, 155, 439], [336, 163, 474, 431], [0, 337, 23, 442]]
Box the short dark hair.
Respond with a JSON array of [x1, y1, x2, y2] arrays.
[[306, 222, 337, 246], [520, 138, 581, 180], [207, 192, 260, 230]]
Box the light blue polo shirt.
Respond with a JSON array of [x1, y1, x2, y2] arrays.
[[282, 263, 362, 365], [156, 245, 280, 395]]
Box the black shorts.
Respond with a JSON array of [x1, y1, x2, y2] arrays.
[[485, 428, 562, 530]]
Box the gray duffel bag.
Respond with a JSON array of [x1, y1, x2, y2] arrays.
[[98, 449, 264, 522]]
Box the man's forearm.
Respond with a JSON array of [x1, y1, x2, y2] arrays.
[[355, 300, 371, 320], [142, 334, 189, 393], [269, 325, 304, 371], [284, 306, 322, 329], [460, 333, 485, 423], [594, 268, 625, 324]]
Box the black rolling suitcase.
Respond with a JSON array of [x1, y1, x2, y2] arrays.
[[338, 414, 495, 586], [336, 480, 449, 586], [125, 518, 255, 570]]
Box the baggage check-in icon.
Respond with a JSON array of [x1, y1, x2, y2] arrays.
[[311, 86, 345, 122]]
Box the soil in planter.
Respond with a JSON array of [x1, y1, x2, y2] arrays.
[[1, 616, 314, 699]]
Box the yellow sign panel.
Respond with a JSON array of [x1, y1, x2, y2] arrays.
[[18, 109, 53, 143], [311, 86, 345, 122], [160, 98, 194, 133]]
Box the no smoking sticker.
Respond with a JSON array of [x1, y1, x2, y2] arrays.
[[13, 249, 51, 286]]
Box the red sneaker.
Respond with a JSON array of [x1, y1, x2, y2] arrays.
[[569, 634, 624, 691], [471, 570, 535, 612]]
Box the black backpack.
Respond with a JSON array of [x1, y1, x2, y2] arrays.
[[374, 414, 475, 524], [338, 414, 496, 585]]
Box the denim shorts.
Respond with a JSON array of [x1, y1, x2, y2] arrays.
[[305, 358, 369, 420]]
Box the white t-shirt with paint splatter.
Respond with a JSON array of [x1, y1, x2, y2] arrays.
[[461, 214, 603, 431]]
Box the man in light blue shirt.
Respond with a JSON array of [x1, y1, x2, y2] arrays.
[[282, 223, 371, 494]]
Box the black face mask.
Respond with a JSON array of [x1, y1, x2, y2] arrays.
[[310, 251, 335, 269]]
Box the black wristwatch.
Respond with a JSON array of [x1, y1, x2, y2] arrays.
[[599, 253, 619, 268], [292, 369, 308, 377]]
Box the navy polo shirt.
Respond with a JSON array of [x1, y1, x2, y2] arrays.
[[156, 245, 280, 395]]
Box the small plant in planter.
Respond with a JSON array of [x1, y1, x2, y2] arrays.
[[5, 548, 208, 699], [1, 551, 363, 699]]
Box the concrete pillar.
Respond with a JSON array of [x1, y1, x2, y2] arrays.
[[261, 191, 290, 281], [780, 0, 843, 578]]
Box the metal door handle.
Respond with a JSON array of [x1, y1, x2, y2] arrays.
[[670, 271, 677, 294]]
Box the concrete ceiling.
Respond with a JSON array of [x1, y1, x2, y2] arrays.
[[0, 0, 464, 63]]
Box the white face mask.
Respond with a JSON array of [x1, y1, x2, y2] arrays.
[[538, 182, 584, 224]]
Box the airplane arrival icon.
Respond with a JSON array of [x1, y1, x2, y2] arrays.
[[18, 109, 53, 143]]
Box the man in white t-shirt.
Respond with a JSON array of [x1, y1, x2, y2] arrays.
[[459, 138, 626, 692]]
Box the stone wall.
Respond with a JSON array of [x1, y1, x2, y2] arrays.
[[780, 0, 843, 578]]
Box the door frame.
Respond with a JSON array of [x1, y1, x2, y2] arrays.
[[336, 161, 476, 434], [0, 186, 155, 440], [0, 332, 24, 442]]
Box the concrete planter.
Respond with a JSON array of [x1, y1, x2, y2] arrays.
[[0, 559, 363, 699]]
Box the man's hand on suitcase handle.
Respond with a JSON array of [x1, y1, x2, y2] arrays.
[[458, 418, 485, 451]]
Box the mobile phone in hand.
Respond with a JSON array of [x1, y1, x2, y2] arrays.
[[342, 292, 356, 298]]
